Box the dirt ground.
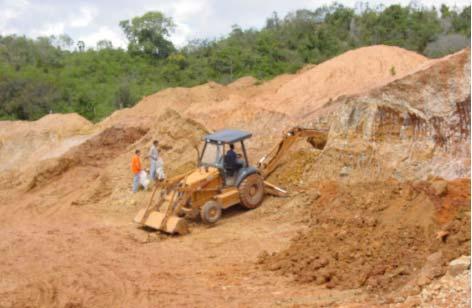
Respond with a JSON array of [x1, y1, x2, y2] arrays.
[[0, 121, 363, 307], [0, 183, 377, 307], [0, 160, 469, 307]]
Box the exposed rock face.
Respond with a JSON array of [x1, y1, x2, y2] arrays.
[[309, 49, 470, 181]]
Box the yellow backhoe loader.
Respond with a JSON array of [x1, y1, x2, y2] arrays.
[[134, 127, 327, 234]]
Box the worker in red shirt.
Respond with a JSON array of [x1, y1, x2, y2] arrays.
[[131, 149, 142, 192]]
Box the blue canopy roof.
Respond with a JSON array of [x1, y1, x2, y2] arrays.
[[204, 129, 252, 144]]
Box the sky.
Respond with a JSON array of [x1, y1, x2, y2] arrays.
[[0, 0, 470, 49]]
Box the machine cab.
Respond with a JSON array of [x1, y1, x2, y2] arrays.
[[199, 129, 252, 186]]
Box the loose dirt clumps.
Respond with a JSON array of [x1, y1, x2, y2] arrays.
[[258, 179, 470, 293]]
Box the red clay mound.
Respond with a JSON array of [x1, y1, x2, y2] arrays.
[[258, 179, 470, 293]]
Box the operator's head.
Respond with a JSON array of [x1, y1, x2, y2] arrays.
[[229, 143, 235, 150], [135, 149, 141, 155], [153, 140, 158, 146]]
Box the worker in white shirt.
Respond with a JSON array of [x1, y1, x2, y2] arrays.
[[149, 140, 159, 181]]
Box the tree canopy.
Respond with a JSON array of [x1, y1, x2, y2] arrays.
[[119, 11, 176, 58]]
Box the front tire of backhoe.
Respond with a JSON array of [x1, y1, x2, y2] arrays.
[[200, 200, 222, 224], [239, 173, 265, 209]]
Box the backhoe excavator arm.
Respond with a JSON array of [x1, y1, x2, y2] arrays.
[[257, 127, 328, 178]]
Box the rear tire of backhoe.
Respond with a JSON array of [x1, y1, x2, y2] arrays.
[[239, 173, 265, 209], [200, 200, 222, 224]]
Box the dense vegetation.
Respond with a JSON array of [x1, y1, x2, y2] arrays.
[[0, 3, 470, 121]]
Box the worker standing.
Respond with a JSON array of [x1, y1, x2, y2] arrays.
[[131, 149, 142, 192], [149, 140, 159, 181]]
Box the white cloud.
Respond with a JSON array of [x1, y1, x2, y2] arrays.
[[170, 0, 212, 46], [172, 22, 193, 47], [69, 5, 98, 28], [0, 0, 30, 34], [170, 0, 211, 20], [0, 10, 19, 34], [31, 22, 65, 37], [1, 0, 30, 10]]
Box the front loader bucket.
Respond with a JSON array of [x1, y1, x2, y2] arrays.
[[134, 209, 189, 235]]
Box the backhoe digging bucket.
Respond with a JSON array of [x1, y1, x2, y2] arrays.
[[263, 181, 288, 197]]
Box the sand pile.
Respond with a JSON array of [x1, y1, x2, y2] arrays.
[[0, 113, 93, 172], [0, 113, 91, 135], [252, 45, 429, 118], [259, 179, 470, 293], [0, 108, 208, 215], [99, 81, 239, 129], [0, 107, 210, 210]]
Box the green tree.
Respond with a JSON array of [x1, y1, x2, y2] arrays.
[[114, 83, 135, 109], [452, 6, 471, 36], [0, 77, 59, 120], [119, 11, 176, 58]]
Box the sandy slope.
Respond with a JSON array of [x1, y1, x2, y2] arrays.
[[0, 113, 93, 172]]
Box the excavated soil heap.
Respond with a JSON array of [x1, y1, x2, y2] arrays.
[[259, 179, 470, 293], [25, 126, 147, 191]]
